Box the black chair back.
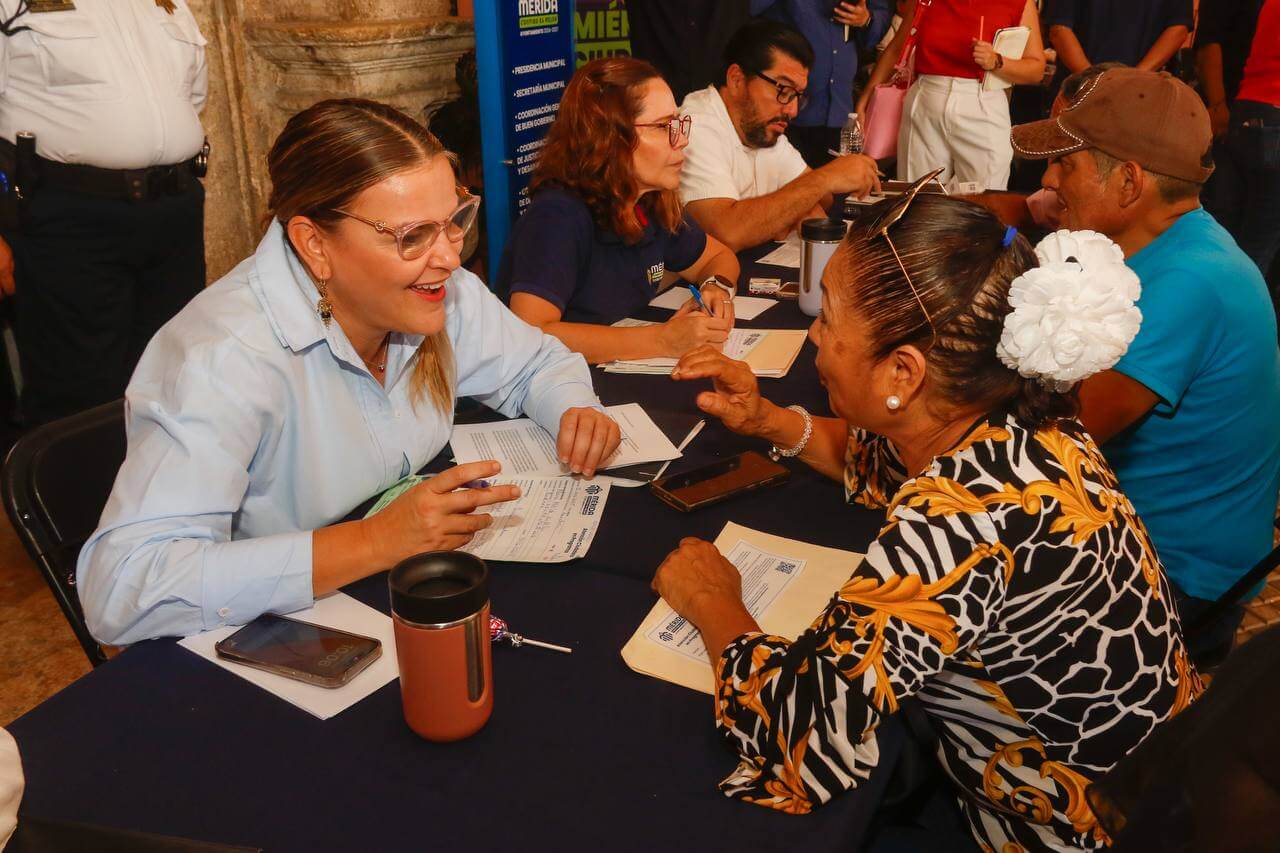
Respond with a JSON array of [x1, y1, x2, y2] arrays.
[[1086, 624, 1280, 851], [2, 401, 126, 666], [1185, 532, 1280, 640]]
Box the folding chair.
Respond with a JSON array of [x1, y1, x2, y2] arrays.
[[2, 400, 126, 666]]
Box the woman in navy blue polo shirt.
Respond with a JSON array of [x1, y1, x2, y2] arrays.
[[498, 57, 741, 364]]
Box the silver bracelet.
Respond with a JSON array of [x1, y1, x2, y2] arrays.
[[768, 405, 812, 461]]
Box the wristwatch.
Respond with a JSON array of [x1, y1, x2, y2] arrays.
[[700, 275, 735, 302], [994, 54, 1005, 71]]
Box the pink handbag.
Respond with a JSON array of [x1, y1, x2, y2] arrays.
[[863, 0, 932, 160]]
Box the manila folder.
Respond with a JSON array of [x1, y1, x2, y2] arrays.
[[621, 521, 863, 695]]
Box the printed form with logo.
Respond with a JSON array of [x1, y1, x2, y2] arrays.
[[364, 404, 683, 563], [366, 474, 612, 564]]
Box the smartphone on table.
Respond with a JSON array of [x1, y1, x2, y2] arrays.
[[214, 613, 382, 689], [650, 451, 790, 512]]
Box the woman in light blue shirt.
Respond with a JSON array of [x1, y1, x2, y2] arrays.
[[77, 99, 621, 646]]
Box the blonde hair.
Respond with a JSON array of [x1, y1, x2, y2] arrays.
[[266, 98, 455, 413]]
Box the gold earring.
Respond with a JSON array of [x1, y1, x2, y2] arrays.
[[316, 278, 333, 326]]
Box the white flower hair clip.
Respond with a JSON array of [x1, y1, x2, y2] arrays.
[[996, 230, 1142, 392]]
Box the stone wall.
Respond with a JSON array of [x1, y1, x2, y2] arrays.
[[186, 1, 474, 281]]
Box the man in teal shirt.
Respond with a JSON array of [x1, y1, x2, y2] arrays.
[[1013, 67, 1280, 668]]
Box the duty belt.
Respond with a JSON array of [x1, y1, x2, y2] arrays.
[[35, 156, 202, 202], [0, 138, 205, 202]]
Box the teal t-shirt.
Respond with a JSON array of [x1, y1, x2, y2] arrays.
[[1108, 208, 1280, 601]]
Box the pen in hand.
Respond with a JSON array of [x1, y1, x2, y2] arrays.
[[685, 282, 713, 316]]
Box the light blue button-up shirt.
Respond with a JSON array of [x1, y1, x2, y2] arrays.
[[77, 222, 601, 645]]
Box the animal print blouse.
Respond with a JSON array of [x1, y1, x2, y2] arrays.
[[714, 412, 1201, 851]]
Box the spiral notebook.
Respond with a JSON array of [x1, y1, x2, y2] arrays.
[[982, 26, 1031, 92]]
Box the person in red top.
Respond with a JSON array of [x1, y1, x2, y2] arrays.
[[1201, 0, 1280, 293], [859, 0, 1046, 189]]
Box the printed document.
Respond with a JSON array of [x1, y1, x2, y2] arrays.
[[647, 287, 778, 320], [758, 235, 802, 269], [365, 475, 611, 563], [459, 475, 610, 562], [644, 539, 807, 664], [601, 320, 806, 379], [622, 522, 863, 694], [449, 402, 680, 477]]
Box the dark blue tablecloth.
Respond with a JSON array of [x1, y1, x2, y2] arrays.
[[8, 251, 901, 852]]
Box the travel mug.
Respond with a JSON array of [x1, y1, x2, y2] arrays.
[[799, 217, 848, 317], [389, 552, 493, 742]]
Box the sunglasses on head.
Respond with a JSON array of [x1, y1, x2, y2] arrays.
[[874, 167, 946, 351]]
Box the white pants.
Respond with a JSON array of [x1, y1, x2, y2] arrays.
[[897, 74, 1013, 190]]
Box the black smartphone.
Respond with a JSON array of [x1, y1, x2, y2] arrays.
[[650, 451, 790, 512], [214, 613, 382, 689]]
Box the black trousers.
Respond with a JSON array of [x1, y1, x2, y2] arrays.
[[4, 180, 205, 425]]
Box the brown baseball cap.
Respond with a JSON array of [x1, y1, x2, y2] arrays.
[[1011, 67, 1214, 184]]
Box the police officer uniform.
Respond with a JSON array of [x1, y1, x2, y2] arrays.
[[0, 0, 208, 425]]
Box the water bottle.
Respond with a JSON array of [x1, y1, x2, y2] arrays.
[[838, 112, 863, 156]]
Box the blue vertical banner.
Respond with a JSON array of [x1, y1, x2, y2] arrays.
[[475, 0, 576, 279]]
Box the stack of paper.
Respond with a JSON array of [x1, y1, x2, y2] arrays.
[[757, 235, 802, 269], [621, 522, 864, 694], [602, 410, 706, 487], [647, 287, 778, 321], [449, 402, 681, 476], [600, 320, 807, 379]]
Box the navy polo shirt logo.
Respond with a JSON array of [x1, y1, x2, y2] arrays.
[[646, 262, 664, 288]]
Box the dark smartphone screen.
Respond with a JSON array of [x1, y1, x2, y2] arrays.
[[216, 613, 380, 682], [653, 451, 789, 509]]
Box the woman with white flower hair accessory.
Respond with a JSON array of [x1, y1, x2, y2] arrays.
[[652, 185, 1200, 851]]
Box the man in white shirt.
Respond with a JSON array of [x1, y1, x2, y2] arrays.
[[679, 19, 880, 250], [0, 0, 209, 425]]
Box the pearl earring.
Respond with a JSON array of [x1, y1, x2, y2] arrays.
[[886, 395, 902, 411]]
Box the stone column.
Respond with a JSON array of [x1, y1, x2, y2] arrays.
[[186, 0, 475, 282]]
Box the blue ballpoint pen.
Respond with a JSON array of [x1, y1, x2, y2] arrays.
[[685, 282, 713, 316]]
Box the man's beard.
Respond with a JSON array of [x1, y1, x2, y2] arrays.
[[741, 101, 787, 148]]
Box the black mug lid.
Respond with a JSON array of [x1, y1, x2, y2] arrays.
[[389, 552, 489, 625], [800, 217, 848, 242]]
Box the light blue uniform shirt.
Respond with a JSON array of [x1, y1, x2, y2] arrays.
[[77, 222, 601, 645], [1109, 208, 1280, 601]]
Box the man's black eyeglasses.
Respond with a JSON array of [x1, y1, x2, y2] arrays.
[[752, 70, 809, 110]]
